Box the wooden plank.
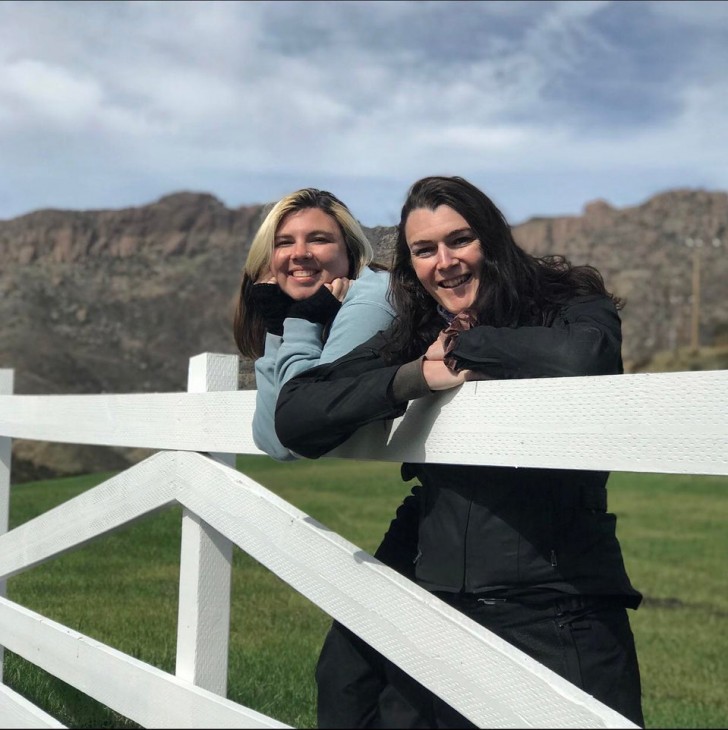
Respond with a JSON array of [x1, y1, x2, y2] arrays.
[[176, 354, 236, 695], [331, 370, 728, 476], [0, 683, 66, 728], [174, 452, 636, 728], [0, 370, 726, 475], [0, 452, 176, 582], [1, 450, 634, 727], [0, 390, 261, 453], [0, 371, 13, 524], [0, 597, 288, 729], [0, 368, 13, 681]]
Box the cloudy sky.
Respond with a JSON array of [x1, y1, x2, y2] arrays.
[[1, 0, 727, 227]]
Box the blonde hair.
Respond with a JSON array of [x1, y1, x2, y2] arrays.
[[234, 188, 374, 358]]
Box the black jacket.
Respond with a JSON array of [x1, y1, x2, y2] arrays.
[[276, 295, 641, 607]]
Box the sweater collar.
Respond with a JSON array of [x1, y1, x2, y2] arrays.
[[437, 304, 456, 324]]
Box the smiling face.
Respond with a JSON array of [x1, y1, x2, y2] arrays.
[[405, 205, 484, 314], [270, 207, 350, 300]]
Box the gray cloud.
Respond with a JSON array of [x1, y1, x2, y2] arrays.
[[0, 0, 726, 225]]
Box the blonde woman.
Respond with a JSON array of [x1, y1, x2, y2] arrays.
[[233, 186, 394, 459], [233, 189, 400, 727]]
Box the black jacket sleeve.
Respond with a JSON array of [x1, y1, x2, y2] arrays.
[[373, 484, 421, 578], [450, 295, 624, 378], [275, 332, 407, 459], [276, 296, 623, 460]]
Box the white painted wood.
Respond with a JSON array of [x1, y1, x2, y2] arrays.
[[176, 354, 236, 695], [0, 596, 289, 729], [330, 370, 728, 476], [174, 452, 636, 729], [0, 683, 66, 728], [0, 370, 726, 475], [0, 372, 13, 527], [1, 356, 723, 727], [0, 368, 13, 683], [0, 451, 634, 727], [0, 452, 176, 582], [0, 390, 263, 452]]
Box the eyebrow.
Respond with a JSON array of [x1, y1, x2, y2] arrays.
[[275, 229, 337, 241], [409, 227, 474, 248]]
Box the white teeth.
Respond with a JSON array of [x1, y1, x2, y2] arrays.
[[292, 270, 317, 278], [440, 274, 470, 289]]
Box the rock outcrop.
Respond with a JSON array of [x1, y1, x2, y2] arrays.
[[1, 188, 726, 481]]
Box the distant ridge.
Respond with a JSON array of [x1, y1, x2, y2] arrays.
[[1, 187, 726, 480]]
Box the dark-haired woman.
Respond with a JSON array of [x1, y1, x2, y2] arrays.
[[276, 176, 644, 728]]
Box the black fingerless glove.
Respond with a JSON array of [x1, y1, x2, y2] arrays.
[[250, 284, 293, 335], [287, 285, 342, 325]]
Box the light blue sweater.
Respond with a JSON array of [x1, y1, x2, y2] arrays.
[[253, 267, 394, 460]]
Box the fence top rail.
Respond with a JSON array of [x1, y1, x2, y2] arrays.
[[0, 367, 726, 475]]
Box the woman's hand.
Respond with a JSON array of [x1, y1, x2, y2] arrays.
[[288, 279, 346, 325], [422, 330, 474, 389], [424, 331, 448, 361], [422, 332, 488, 387], [323, 277, 351, 302], [422, 360, 467, 390], [249, 269, 293, 335], [254, 267, 277, 286]]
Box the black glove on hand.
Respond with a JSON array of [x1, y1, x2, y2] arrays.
[[287, 284, 342, 325], [250, 283, 293, 336]]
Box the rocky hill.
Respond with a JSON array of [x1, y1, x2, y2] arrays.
[[1, 188, 726, 481]]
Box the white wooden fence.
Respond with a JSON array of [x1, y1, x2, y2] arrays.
[[0, 353, 727, 729]]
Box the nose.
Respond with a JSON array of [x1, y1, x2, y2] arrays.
[[291, 239, 310, 259], [436, 244, 457, 269]]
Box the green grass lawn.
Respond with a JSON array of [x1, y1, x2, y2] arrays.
[[2, 457, 727, 728]]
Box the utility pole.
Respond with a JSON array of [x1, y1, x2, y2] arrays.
[[685, 238, 702, 353], [685, 237, 722, 354]]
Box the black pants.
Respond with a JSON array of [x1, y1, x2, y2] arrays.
[[316, 595, 643, 729]]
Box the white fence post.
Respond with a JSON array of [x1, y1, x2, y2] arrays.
[[175, 354, 238, 695], [0, 369, 14, 683]]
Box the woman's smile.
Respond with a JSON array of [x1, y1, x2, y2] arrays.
[[439, 272, 472, 289], [290, 268, 320, 278]]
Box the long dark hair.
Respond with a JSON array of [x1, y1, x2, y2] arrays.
[[383, 175, 621, 361]]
